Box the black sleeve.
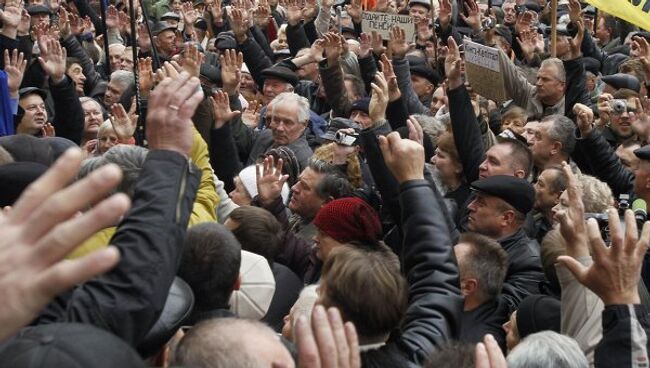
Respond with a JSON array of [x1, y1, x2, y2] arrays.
[[45, 151, 200, 346], [49, 76, 84, 145], [563, 58, 589, 120], [239, 36, 274, 91], [251, 25, 275, 61], [386, 98, 409, 131], [303, 19, 318, 44], [394, 179, 463, 365], [286, 23, 310, 56], [595, 304, 650, 368], [447, 84, 485, 183], [210, 123, 244, 193], [0, 35, 18, 69], [72, 0, 104, 36], [358, 54, 378, 95]]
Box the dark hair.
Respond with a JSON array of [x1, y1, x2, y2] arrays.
[[495, 136, 533, 176], [457, 232, 508, 303], [425, 341, 476, 368], [307, 158, 354, 200], [66, 57, 82, 69], [542, 114, 576, 157], [178, 223, 242, 311], [613, 89, 640, 99], [228, 206, 283, 265]]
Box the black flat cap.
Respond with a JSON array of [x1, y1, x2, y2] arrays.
[[215, 32, 237, 50], [634, 145, 650, 161], [350, 97, 370, 114], [0, 162, 48, 207], [199, 63, 221, 85], [160, 11, 181, 21], [494, 25, 512, 45], [261, 64, 299, 86], [470, 175, 535, 214], [601, 73, 641, 93], [410, 64, 441, 86], [408, 0, 431, 9], [27, 4, 51, 15], [581, 57, 601, 76], [18, 87, 47, 100], [154, 21, 177, 35]]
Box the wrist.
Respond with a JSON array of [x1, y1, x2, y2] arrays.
[[51, 74, 66, 84], [603, 291, 641, 306], [1, 27, 18, 40], [447, 76, 463, 90]]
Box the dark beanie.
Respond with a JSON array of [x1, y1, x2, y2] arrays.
[[313, 197, 381, 244], [0, 162, 48, 207], [516, 294, 561, 339]]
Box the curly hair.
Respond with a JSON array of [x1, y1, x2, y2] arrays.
[[312, 143, 363, 189]]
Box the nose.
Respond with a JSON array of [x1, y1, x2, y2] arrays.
[[80, 74, 86, 82]]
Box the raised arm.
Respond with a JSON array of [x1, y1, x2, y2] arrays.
[[379, 132, 463, 365]]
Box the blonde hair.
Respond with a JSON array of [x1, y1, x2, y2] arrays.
[[313, 143, 363, 189], [97, 119, 116, 138], [576, 174, 614, 213]]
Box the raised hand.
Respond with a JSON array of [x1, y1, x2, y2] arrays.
[[516, 30, 536, 61], [210, 90, 241, 129], [242, 100, 262, 128], [567, 19, 584, 60], [256, 155, 289, 206], [438, 0, 452, 30], [109, 103, 137, 142], [460, 0, 481, 32], [345, 0, 362, 24], [389, 26, 409, 59], [0, 0, 23, 37], [378, 131, 425, 183], [0, 148, 129, 341], [58, 7, 71, 39], [4, 49, 27, 98], [137, 23, 152, 51], [38, 38, 67, 83], [369, 71, 389, 125], [253, 0, 271, 28], [146, 71, 204, 157], [69, 13, 84, 36], [475, 335, 507, 368], [407, 116, 424, 146], [286, 0, 302, 26], [302, 0, 318, 22], [230, 8, 249, 43], [118, 11, 131, 34], [323, 32, 343, 65], [379, 54, 400, 102], [631, 97, 650, 141], [358, 33, 371, 58], [596, 93, 614, 125], [209, 0, 224, 21], [514, 10, 534, 36], [554, 162, 589, 258], [138, 57, 155, 97], [415, 18, 433, 46], [17, 9, 31, 37], [181, 43, 204, 77], [295, 306, 361, 368], [633, 36, 650, 80], [220, 49, 243, 95], [181, 1, 199, 25], [305, 39, 325, 63], [572, 103, 594, 136], [444, 36, 462, 89], [567, 0, 582, 25], [105, 5, 119, 30], [370, 31, 386, 56]]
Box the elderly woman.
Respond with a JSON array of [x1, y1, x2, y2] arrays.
[[229, 165, 290, 206], [431, 131, 470, 224], [81, 100, 136, 157]]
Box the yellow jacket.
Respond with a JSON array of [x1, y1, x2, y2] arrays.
[[68, 127, 220, 259]]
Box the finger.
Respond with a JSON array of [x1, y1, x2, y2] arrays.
[[328, 308, 350, 367], [296, 316, 320, 368], [344, 322, 360, 368], [607, 207, 624, 250], [312, 305, 337, 367], [556, 255, 588, 282], [586, 217, 608, 261], [177, 78, 204, 121], [34, 193, 130, 267], [22, 163, 124, 244], [624, 209, 639, 255], [475, 343, 490, 368], [484, 334, 507, 366], [636, 221, 650, 260]]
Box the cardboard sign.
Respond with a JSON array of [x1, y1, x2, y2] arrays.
[[361, 11, 415, 41], [463, 40, 508, 103]]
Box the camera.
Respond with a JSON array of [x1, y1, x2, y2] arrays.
[[334, 131, 358, 146], [610, 99, 628, 114], [584, 195, 643, 244]]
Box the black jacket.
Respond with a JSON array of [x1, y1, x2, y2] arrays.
[[362, 180, 463, 367], [459, 299, 509, 352], [499, 228, 544, 312], [35, 151, 200, 347], [595, 304, 650, 368], [262, 263, 303, 332], [49, 76, 85, 145]]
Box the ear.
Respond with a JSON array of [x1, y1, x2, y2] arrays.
[[501, 210, 515, 227], [514, 169, 526, 179], [233, 274, 241, 291], [153, 36, 160, 47], [550, 141, 562, 156], [460, 278, 478, 296]]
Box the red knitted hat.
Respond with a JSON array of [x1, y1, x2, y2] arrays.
[[313, 197, 382, 244]]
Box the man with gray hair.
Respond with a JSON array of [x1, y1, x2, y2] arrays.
[[103, 70, 135, 109], [528, 114, 577, 173], [507, 331, 589, 368]]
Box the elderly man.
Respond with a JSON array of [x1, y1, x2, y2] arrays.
[[103, 70, 135, 109]]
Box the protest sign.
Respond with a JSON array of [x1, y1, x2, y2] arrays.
[[463, 40, 508, 103], [361, 11, 415, 41]]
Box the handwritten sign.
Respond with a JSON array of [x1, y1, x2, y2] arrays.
[[361, 11, 415, 41], [463, 40, 508, 103]]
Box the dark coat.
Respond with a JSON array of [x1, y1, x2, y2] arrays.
[[262, 263, 303, 332]]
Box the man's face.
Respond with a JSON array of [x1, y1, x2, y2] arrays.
[[634, 161, 650, 199], [104, 79, 126, 106], [551, 189, 569, 224], [82, 100, 104, 136], [344, 80, 360, 102], [350, 110, 371, 128], [555, 35, 570, 58], [595, 18, 610, 43], [453, 243, 475, 299], [289, 168, 326, 218], [109, 46, 125, 72], [467, 194, 509, 238], [479, 144, 518, 179], [534, 169, 561, 213], [503, 3, 516, 25], [171, 0, 182, 12], [610, 97, 636, 139], [120, 53, 134, 71], [430, 87, 445, 115], [241, 72, 256, 92], [616, 143, 641, 172], [313, 229, 343, 260], [410, 75, 434, 99], [97, 130, 119, 154], [521, 121, 538, 145], [18, 94, 48, 134], [529, 120, 557, 168], [535, 65, 565, 103], [408, 4, 428, 23], [156, 30, 177, 55], [263, 78, 291, 105], [66, 63, 86, 95], [30, 13, 50, 27], [267, 102, 306, 146]]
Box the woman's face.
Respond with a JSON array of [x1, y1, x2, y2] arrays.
[[97, 130, 119, 154], [431, 148, 462, 186], [228, 177, 252, 206], [501, 117, 526, 135], [82, 101, 104, 136]]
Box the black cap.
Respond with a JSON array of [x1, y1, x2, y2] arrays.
[[261, 65, 299, 86], [0, 162, 48, 207], [350, 97, 370, 115], [154, 21, 177, 35], [601, 73, 641, 93], [634, 145, 650, 161], [199, 63, 221, 85], [581, 57, 601, 76], [193, 0, 205, 5], [321, 117, 361, 141], [494, 25, 512, 45], [215, 32, 237, 50], [160, 11, 181, 21], [27, 4, 51, 15], [18, 87, 47, 100], [524, 1, 541, 13], [410, 64, 441, 86], [516, 295, 561, 339], [194, 17, 208, 31], [408, 0, 431, 9], [0, 323, 146, 368], [470, 175, 535, 214]]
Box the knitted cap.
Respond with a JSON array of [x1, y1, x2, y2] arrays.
[[313, 197, 381, 244]]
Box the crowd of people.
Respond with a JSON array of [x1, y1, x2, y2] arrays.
[[0, 0, 649, 365]]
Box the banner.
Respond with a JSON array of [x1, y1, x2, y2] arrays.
[[463, 40, 508, 103], [361, 11, 415, 41], [584, 0, 650, 32]]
